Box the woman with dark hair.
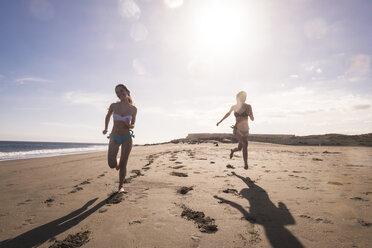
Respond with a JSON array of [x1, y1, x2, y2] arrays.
[[217, 91, 254, 169], [103, 84, 137, 193]]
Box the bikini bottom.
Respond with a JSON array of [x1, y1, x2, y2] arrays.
[[232, 126, 249, 138], [108, 130, 135, 144]]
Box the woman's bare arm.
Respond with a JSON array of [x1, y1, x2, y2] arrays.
[[217, 106, 234, 126], [128, 106, 137, 129], [103, 104, 114, 134], [248, 104, 254, 121]]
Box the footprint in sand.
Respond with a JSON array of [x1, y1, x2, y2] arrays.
[[24, 217, 35, 225], [16, 199, 31, 207], [80, 179, 91, 185], [48, 230, 91, 248], [177, 186, 193, 195], [322, 151, 341, 154], [97, 172, 106, 178], [170, 172, 188, 177], [180, 205, 218, 233], [124, 169, 145, 184], [169, 165, 184, 169], [105, 191, 126, 205], [69, 186, 84, 194], [299, 215, 333, 224], [222, 188, 241, 197], [213, 175, 226, 178], [345, 164, 365, 168], [248, 230, 262, 244], [350, 197, 369, 201], [299, 214, 311, 219], [129, 220, 142, 225], [357, 218, 372, 227], [226, 164, 235, 169], [44, 198, 55, 207], [315, 218, 333, 224], [312, 158, 323, 161], [327, 181, 343, 186], [288, 174, 299, 178], [197, 158, 208, 160], [69, 179, 93, 193], [296, 186, 310, 190]]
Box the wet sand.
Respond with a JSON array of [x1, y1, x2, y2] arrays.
[[0, 142, 371, 247]]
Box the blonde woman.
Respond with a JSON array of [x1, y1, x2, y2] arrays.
[[103, 84, 137, 193], [217, 91, 254, 169]]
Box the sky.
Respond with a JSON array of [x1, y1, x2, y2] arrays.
[[0, 0, 371, 144]]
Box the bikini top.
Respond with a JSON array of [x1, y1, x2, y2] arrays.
[[113, 113, 132, 122], [234, 106, 249, 118]]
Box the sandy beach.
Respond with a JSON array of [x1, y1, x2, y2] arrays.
[[0, 142, 371, 248]]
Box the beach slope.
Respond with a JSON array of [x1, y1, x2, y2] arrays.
[[0, 142, 371, 247]]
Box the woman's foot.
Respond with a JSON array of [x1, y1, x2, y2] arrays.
[[118, 187, 127, 193], [244, 164, 248, 170], [230, 149, 234, 159]]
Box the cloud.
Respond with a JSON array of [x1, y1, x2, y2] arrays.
[[290, 74, 299, 79], [64, 91, 112, 110], [0, 74, 4, 78], [14, 77, 52, 84], [253, 85, 372, 134], [41, 122, 97, 130], [353, 104, 370, 110]]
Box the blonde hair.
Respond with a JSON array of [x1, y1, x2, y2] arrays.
[[237, 91, 247, 103], [115, 84, 134, 105]]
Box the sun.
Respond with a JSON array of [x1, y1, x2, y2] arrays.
[[191, 1, 266, 55]]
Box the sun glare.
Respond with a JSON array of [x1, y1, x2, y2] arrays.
[[192, 1, 267, 55], [193, 2, 240, 51]]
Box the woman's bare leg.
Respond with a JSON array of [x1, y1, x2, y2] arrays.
[[230, 142, 242, 159], [242, 139, 248, 169], [107, 139, 120, 169], [118, 137, 133, 191]]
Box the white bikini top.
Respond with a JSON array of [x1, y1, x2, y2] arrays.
[[113, 113, 132, 122]]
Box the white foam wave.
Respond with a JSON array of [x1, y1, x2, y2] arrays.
[[0, 145, 107, 161]]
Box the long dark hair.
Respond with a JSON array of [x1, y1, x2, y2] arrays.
[[115, 84, 134, 105]]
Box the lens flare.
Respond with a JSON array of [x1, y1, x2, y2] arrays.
[[133, 59, 146, 75], [118, 0, 141, 21], [130, 23, 148, 41], [164, 0, 183, 9], [304, 18, 328, 40], [347, 54, 371, 81]]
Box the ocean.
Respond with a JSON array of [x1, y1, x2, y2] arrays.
[[0, 141, 107, 161]]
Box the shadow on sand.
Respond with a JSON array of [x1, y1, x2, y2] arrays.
[[0, 195, 112, 248], [214, 172, 304, 248]]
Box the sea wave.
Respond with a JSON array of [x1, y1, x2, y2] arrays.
[[0, 145, 107, 161]]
